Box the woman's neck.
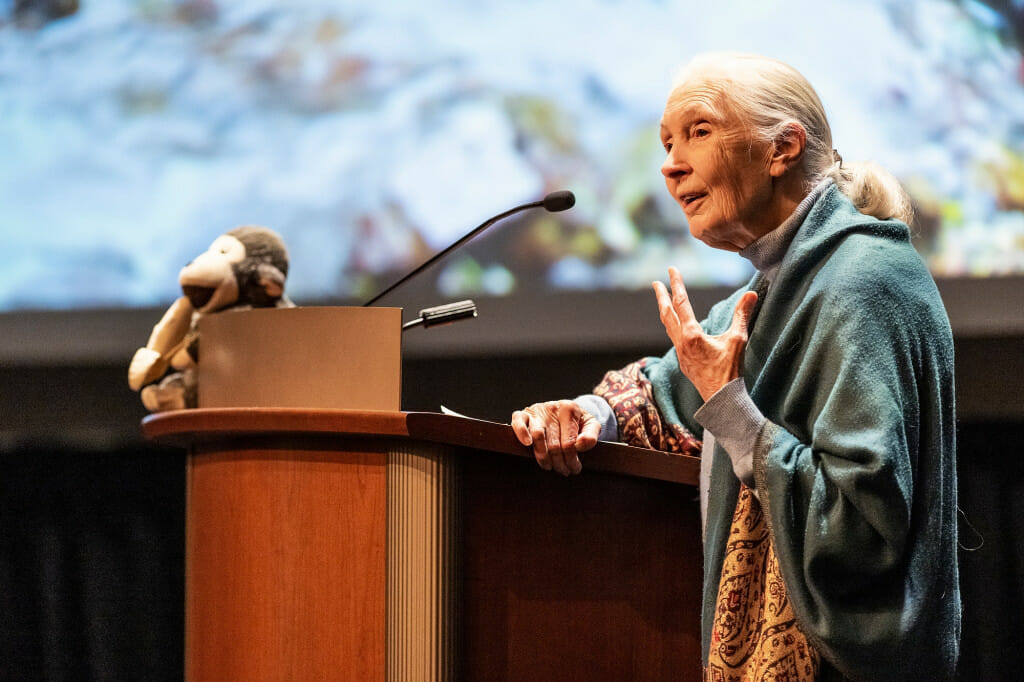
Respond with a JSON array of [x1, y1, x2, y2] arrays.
[[741, 178, 833, 277]]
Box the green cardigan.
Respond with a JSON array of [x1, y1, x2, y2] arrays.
[[642, 185, 960, 681]]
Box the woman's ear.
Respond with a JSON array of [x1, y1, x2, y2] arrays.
[[769, 122, 806, 177]]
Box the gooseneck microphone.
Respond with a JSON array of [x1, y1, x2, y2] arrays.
[[362, 190, 576, 307]]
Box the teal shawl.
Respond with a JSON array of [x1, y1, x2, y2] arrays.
[[643, 185, 960, 681]]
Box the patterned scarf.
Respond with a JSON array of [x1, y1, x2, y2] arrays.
[[594, 361, 820, 681], [592, 360, 701, 457]]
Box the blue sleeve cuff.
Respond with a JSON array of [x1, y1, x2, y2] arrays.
[[693, 377, 766, 487], [574, 394, 619, 442]]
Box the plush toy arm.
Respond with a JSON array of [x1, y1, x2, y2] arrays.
[[128, 296, 195, 391]]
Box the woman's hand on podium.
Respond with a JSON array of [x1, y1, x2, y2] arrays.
[[511, 400, 601, 476]]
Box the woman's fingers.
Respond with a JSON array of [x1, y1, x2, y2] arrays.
[[728, 290, 759, 340], [654, 267, 704, 344], [511, 401, 597, 476], [653, 281, 679, 339], [667, 266, 698, 325], [575, 410, 602, 452], [653, 268, 759, 401], [556, 401, 583, 475], [512, 407, 554, 470], [510, 409, 535, 446]]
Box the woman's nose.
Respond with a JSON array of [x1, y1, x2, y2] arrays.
[[661, 148, 688, 178]]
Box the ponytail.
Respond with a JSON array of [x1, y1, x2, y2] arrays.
[[826, 159, 914, 224]]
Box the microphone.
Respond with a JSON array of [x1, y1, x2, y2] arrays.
[[402, 299, 478, 331], [362, 190, 575, 306], [540, 190, 576, 212]]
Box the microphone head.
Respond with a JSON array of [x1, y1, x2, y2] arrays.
[[541, 190, 576, 212]]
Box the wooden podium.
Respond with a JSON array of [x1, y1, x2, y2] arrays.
[[143, 408, 704, 681]]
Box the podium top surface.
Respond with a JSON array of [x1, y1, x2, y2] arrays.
[[142, 408, 700, 487]]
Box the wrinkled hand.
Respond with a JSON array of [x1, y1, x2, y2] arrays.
[[653, 266, 758, 402], [510, 400, 601, 476]]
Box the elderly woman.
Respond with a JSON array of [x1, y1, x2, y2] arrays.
[[511, 52, 959, 681]]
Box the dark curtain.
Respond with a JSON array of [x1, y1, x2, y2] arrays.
[[0, 445, 183, 681], [956, 421, 1024, 682], [0, 422, 1020, 681]]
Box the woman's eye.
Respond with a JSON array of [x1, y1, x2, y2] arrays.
[[663, 141, 673, 152], [692, 126, 710, 138]]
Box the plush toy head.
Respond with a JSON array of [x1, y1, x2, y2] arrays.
[[180, 225, 291, 313], [128, 225, 294, 412]]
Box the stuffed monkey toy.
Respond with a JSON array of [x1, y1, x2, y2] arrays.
[[128, 225, 294, 411]]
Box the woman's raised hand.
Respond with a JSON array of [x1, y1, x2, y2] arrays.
[[653, 266, 758, 402], [511, 400, 601, 476]]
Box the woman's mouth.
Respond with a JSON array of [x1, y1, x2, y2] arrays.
[[679, 192, 706, 209]]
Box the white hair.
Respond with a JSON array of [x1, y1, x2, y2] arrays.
[[672, 52, 913, 223]]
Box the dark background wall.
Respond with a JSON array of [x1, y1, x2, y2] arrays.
[[1, 332, 1021, 680]]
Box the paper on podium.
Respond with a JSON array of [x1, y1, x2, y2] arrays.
[[198, 306, 402, 410]]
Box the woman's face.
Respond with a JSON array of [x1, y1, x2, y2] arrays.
[[659, 83, 779, 251]]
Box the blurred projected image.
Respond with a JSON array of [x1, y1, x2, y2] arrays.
[[1, 0, 1022, 311]]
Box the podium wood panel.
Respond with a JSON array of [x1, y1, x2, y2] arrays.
[[461, 451, 703, 680], [185, 439, 387, 681], [144, 409, 704, 681]]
